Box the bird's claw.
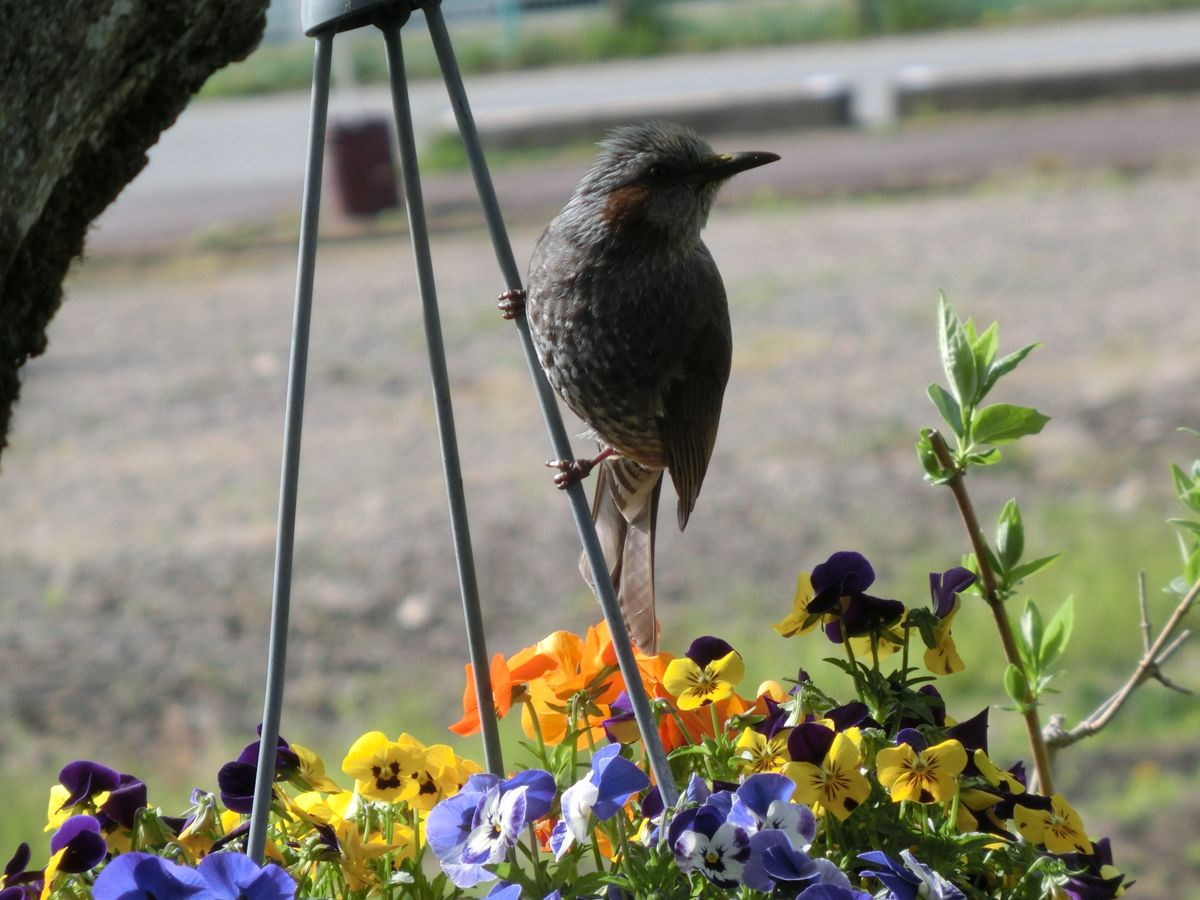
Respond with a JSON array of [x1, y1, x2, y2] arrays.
[[546, 457, 594, 489], [497, 288, 527, 320]]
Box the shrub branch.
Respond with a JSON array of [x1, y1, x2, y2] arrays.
[[1046, 573, 1199, 751], [929, 430, 1056, 795]]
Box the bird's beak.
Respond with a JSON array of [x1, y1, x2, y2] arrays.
[[695, 150, 781, 183]]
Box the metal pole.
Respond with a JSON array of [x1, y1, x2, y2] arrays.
[[379, 12, 504, 777], [248, 30, 333, 864], [421, 0, 679, 805]]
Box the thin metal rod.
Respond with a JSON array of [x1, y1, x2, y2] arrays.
[[422, 0, 679, 805], [248, 30, 333, 864], [380, 15, 504, 777]]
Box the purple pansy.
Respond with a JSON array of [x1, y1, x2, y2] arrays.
[[197, 852, 296, 899], [49, 815, 107, 874], [91, 852, 209, 898], [427, 770, 554, 889], [805, 552, 905, 642], [929, 567, 976, 618], [217, 732, 300, 814], [0, 843, 42, 898], [601, 692, 639, 745], [57, 761, 123, 809], [859, 850, 965, 900], [554, 744, 649, 859], [672, 804, 751, 890]]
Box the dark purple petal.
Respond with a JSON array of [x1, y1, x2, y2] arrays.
[[98, 777, 147, 830], [946, 707, 989, 772], [809, 552, 876, 613], [3, 844, 30, 880], [685, 636, 736, 668], [996, 791, 1053, 821], [787, 723, 836, 767], [895, 728, 929, 752], [666, 807, 700, 850], [838, 593, 905, 637], [602, 692, 638, 744], [217, 761, 258, 814], [49, 815, 107, 874], [930, 567, 976, 618], [825, 701, 878, 732], [752, 695, 790, 738], [235, 738, 299, 775], [57, 761, 122, 809]]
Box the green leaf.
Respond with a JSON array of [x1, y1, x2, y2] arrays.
[[1168, 517, 1200, 537], [982, 341, 1041, 397], [966, 448, 1002, 466], [972, 320, 1000, 376], [917, 428, 951, 482], [1003, 663, 1030, 709], [927, 383, 964, 438], [1040, 597, 1075, 669], [1020, 601, 1044, 671], [1186, 546, 1200, 586], [995, 499, 1025, 574], [1008, 553, 1062, 584], [971, 403, 1050, 446], [937, 291, 979, 406]]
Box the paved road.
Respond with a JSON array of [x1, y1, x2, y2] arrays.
[[91, 11, 1200, 251]]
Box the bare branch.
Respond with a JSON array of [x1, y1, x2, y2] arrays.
[[1047, 575, 1200, 750]]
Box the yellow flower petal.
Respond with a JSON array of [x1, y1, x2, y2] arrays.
[[774, 573, 817, 637]]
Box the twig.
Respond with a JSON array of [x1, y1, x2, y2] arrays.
[[1046, 576, 1200, 750], [928, 431, 1055, 795]]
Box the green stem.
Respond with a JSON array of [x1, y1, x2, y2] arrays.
[[841, 623, 867, 705], [928, 430, 1055, 795]]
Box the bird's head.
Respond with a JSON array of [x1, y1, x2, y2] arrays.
[[564, 121, 779, 249]]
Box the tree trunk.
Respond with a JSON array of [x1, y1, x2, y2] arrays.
[[0, 0, 268, 462]]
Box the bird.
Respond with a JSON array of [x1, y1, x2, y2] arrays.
[[503, 121, 779, 654]]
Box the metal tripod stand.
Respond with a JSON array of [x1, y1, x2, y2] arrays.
[[247, 0, 679, 864]]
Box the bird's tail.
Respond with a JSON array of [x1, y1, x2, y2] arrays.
[[580, 456, 663, 655]]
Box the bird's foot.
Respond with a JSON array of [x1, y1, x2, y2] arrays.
[[546, 457, 596, 489], [497, 288, 526, 320], [545, 447, 615, 489]]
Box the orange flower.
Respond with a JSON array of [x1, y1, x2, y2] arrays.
[[449, 647, 556, 737]]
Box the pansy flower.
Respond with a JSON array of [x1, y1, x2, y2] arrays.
[[218, 733, 300, 814], [662, 637, 745, 710], [671, 805, 751, 890], [875, 730, 967, 804], [552, 743, 649, 859], [785, 723, 870, 821], [520, 624, 628, 747], [91, 852, 209, 899], [727, 773, 816, 850], [1056, 837, 1128, 898], [340, 731, 425, 804], [859, 850, 966, 900], [196, 852, 297, 900], [426, 770, 555, 889], [919, 567, 976, 674], [786, 552, 906, 646], [734, 726, 792, 776], [449, 647, 557, 737], [0, 843, 42, 898], [1012, 793, 1093, 854]]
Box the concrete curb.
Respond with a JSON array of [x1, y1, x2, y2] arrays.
[[895, 56, 1200, 117], [439, 76, 853, 149]]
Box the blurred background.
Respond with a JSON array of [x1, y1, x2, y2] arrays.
[[3, 0, 1200, 892]]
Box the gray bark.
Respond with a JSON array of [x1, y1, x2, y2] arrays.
[[0, 0, 268, 461]]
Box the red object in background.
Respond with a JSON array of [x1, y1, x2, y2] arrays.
[[328, 117, 400, 217]]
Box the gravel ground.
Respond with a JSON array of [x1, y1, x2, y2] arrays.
[[2, 123, 1199, 889]]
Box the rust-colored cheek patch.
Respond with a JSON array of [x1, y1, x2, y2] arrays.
[[601, 183, 649, 226]]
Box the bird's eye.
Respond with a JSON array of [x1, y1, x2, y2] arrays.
[[644, 164, 666, 181]]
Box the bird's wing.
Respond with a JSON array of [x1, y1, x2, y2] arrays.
[[660, 247, 732, 531]]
